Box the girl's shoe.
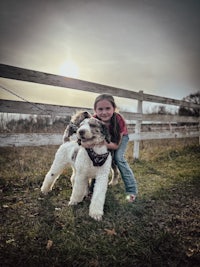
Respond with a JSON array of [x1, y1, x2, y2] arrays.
[[126, 194, 136, 203]]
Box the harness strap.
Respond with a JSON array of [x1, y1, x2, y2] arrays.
[[86, 148, 110, 167]]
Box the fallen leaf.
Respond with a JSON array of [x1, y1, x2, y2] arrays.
[[186, 248, 195, 257], [6, 239, 15, 244], [104, 228, 117, 236], [46, 240, 53, 250]]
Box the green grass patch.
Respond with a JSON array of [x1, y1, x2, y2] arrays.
[[0, 142, 200, 266]]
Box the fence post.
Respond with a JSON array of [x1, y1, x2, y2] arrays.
[[133, 90, 143, 159]]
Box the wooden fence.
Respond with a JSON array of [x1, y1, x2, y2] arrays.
[[0, 64, 199, 158]]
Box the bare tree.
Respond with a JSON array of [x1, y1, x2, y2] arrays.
[[179, 91, 200, 117]]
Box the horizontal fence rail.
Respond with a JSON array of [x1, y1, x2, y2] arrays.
[[0, 64, 200, 158], [0, 99, 93, 117], [0, 64, 199, 108], [0, 133, 63, 147], [0, 130, 199, 148], [0, 99, 199, 123]]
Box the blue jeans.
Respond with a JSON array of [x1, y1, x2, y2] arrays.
[[114, 135, 138, 195]]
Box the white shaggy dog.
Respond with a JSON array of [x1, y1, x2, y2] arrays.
[[62, 110, 119, 186], [41, 117, 112, 221]]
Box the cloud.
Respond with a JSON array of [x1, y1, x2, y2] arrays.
[[0, 0, 199, 104]]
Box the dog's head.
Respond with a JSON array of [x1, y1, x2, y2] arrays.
[[63, 111, 92, 142], [71, 111, 92, 125], [77, 117, 111, 146]]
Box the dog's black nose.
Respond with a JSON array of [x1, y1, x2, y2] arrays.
[[78, 129, 85, 136]]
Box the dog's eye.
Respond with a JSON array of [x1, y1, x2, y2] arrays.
[[89, 123, 96, 128]]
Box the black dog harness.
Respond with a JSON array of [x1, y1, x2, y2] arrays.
[[86, 148, 110, 167]]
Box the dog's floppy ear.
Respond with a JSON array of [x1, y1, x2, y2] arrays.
[[84, 111, 92, 119], [67, 123, 78, 136], [63, 122, 78, 143], [100, 123, 111, 143], [63, 125, 70, 142]]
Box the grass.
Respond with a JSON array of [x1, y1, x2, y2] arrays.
[[0, 139, 200, 267]]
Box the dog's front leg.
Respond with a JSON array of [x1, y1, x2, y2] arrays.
[[41, 157, 68, 194], [68, 175, 88, 205], [89, 171, 109, 221], [41, 171, 60, 195], [41, 144, 70, 194]]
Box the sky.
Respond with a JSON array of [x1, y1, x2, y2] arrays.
[[0, 0, 200, 112]]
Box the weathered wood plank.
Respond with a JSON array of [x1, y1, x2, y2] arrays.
[[1, 64, 200, 108], [0, 99, 92, 116], [142, 93, 200, 108], [0, 130, 199, 147], [0, 64, 139, 100], [134, 90, 143, 158], [141, 114, 200, 123], [0, 133, 63, 147], [0, 100, 199, 123], [129, 131, 199, 141]]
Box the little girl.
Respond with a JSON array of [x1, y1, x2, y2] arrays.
[[88, 93, 138, 202]]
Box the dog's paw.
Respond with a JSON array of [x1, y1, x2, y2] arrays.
[[68, 200, 78, 206], [109, 179, 119, 186], [41, 185, 50, 195], [89, 212, 103, 221]]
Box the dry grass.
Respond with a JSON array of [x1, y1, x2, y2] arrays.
[[0, 138, 200, 266]]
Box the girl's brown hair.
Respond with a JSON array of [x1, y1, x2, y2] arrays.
[[94, 94, 121, 144]]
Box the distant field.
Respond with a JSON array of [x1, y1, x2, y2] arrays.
[[0, 138, 199, 266]]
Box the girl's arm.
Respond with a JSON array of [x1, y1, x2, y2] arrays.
[[105, 141, 119, 150], [81, 133, 123, 150], [105, 133, 123, 150]]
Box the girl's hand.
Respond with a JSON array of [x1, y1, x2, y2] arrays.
[[106, 141, 119, 150]]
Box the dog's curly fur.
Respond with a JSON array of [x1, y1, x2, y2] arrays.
[[63, 110, 119, 185], [63, 110, 92, 142], [41, 117, 113, 220]]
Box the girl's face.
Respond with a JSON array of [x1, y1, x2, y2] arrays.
[[95, 99, 115, 123]]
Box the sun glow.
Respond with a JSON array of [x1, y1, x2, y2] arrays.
[[60, 60, 80, 78]]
